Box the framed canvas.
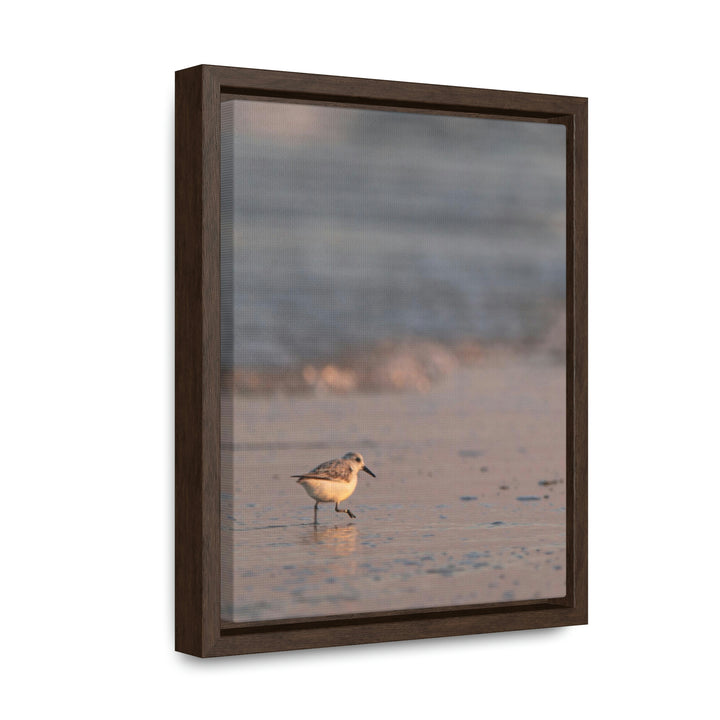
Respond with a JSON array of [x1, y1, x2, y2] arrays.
[[175, 64, 587, 657]]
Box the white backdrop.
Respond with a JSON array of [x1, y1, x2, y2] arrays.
[[1, 2, 718, 718]]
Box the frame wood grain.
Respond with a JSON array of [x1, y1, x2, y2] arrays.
[[175, 64, 588, 657]]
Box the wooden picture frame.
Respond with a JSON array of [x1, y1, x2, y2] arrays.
[[175, 64, 587, 657]]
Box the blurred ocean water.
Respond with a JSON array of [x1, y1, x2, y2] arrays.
[[221, 100, 566, 371]]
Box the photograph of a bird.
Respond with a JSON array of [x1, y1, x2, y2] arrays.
[[293, 451, 376, 524]]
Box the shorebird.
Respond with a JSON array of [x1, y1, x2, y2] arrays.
[[293, 451, 375, 524]]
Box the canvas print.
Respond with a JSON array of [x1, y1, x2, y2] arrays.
[[220, 98, 566, 624]]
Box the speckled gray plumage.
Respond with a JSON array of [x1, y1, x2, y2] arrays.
[[292, 457, 355, 483]]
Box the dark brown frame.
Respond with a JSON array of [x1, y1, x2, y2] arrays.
[[176, 64, 587, 657]]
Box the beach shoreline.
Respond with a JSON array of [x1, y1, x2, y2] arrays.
[[221, 352, 566, 623]]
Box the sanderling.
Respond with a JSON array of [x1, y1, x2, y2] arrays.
[[293, 451, 376, 524]]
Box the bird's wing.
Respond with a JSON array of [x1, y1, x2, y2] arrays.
[[291, 458, 352, 483]]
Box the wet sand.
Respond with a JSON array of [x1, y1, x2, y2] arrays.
[[221, 353, 565, 623]]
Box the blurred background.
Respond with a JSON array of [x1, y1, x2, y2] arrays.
[[221, 100, 566, 393]]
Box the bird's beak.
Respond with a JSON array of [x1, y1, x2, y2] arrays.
[[362, 466, 376, 477]]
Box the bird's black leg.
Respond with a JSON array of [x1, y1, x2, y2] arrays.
[[335, 503, 356, 519], [314, 501, 319, 525]]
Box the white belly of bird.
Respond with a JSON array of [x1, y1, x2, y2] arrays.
[[299, 475, 358, 503]]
